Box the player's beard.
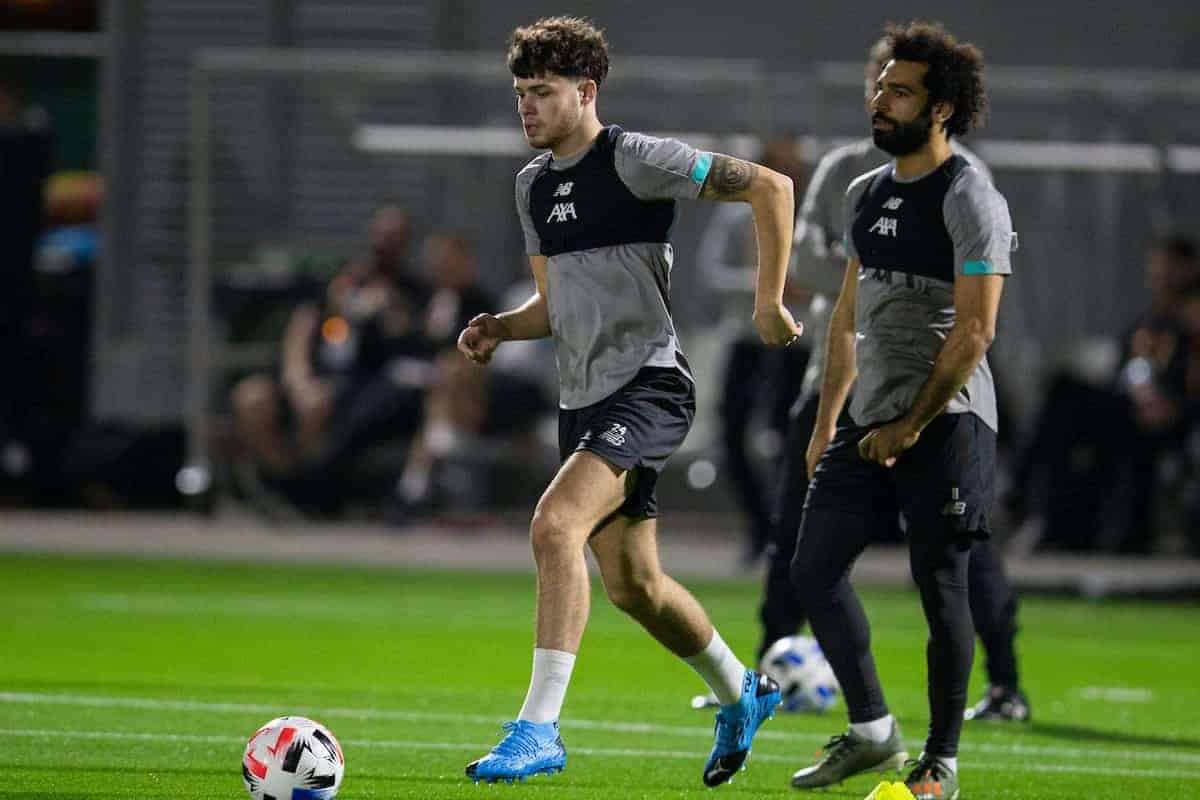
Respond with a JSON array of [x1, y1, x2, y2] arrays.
[[872, 105, 933, 156], [527, 106, 580, 151]]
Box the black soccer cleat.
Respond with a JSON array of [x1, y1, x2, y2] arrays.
[[964, 684, 1031, 722]]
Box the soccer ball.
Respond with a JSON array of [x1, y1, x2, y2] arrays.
[[242, 716, 345, 800], [759, 635, 840, 712]]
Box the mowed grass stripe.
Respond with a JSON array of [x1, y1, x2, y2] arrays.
[[4, 727, 1199, 782], [3, 691, 1199, 767]]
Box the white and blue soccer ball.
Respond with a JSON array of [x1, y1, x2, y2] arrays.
[[242, 716, 345, 800], [759, 635, 841, 713]]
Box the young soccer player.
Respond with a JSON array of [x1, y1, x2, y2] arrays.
[[458, 16, 800, 787]]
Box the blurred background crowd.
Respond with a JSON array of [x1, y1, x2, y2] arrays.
[[3, 0, 1200, 558]]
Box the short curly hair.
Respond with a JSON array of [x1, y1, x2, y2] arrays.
[[507, 16, 610, 86], [885, 21, 987, 138]]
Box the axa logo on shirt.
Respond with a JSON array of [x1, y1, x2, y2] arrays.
[[553, 181, 574, 197], [547, 202, 577, 223], [599, 423, 627, 448], [869, 216, 898, 237], [882, 196, 903, 210]]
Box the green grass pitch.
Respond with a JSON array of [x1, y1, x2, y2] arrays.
[[1, 553, 1198, 799]]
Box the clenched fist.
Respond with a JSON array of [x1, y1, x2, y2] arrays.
[[457, 313, 510, 365]]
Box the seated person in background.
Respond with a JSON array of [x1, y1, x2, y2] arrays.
[[1171, 278, 1200, 552], [1007, 234, 1198, 552], [229, 206, 427, 504], [392, 239, 558, 520], [419, 229, 495, 349], [1114, 236, 1200, 552]]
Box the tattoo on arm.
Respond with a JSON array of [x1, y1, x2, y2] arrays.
[[700, 155, 758, 199]]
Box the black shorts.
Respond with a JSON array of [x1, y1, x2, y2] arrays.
[[804, 412, 997, 541], [558, 366, 695, 519]]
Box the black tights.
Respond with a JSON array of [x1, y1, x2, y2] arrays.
[[791, 509, 975, 757]]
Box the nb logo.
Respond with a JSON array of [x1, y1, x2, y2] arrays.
[[599, 423, 627, 448], [942, 500, 968, 517], [942, 487, 966, 517], [552, 181, 574, 197], [547, 202, 577, 223], [882, 196, 903, 210], [868, 216, 898, 237]]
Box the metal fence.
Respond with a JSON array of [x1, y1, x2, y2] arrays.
[[150, 46, 1200, 489]]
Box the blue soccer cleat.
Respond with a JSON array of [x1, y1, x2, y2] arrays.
[[702, 670, 782, 787], [465, 720, 567, 784]]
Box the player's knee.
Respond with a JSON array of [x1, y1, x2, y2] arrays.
[[789, 555, 823, 600], [789, 526, 828, 597], [528, 507, 578, 559]]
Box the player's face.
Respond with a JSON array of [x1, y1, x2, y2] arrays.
[[870, 60, 935, 156], [513, 74, 587, 149]]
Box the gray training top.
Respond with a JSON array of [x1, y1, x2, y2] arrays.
[[844, 156, 1014, 432], [793, 138, 991, 399], [515, 130, 712, 409]]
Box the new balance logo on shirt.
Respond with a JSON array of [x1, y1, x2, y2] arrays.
[[882, 196, 903, 210], [547, 202, 577, 223], [552, 181, 574, 197]]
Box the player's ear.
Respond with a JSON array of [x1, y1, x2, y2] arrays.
[[932, 101, 954, 128], [578, 79, 598, 106]]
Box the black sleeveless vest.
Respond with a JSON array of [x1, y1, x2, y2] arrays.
[[528, 125, 677, 257], [850, 154, 968, 283]]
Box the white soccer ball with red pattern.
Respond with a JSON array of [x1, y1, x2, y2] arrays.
[[242, 716, 345, 800]]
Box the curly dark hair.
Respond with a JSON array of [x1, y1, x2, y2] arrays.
[[884, 21, 987, 138], [507, 16, 610, 86]]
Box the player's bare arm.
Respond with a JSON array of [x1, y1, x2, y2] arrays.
[[457, 255, 551, 364], [699, 154, 800, 347], [859, 273, 1004, 466], [807, 259, 860, 479]]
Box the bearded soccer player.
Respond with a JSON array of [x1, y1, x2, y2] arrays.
[[788, 23, 1015, 800], [748, 37, 1029, 724], [458, 16, 800, 787]]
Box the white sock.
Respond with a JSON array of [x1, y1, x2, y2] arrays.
[[517, 648, 576, 724], [683, 630, 747, 706], [938, 756, 958, 774], [850, 714, 894, 742]]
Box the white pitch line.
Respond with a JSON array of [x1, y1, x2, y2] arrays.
[[2, 691, 1198, 767], [3, 727, 1199, 782], [1075, 687, 1155, 704]]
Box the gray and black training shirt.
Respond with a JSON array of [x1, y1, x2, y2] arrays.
[[515, 125, 713, 409], [793, 138, 991, 399], [844, 154, 1015, 432]]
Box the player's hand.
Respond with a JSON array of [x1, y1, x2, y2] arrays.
[[752, 302, 803, 347], [805, 427, 834, 481], [457, 313, 509, 365], [857, 421, 921, 468]]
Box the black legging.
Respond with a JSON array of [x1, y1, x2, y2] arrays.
[[764, 394, 1021, 691], [792, 507, 974, 757], [719, 339, 809, 560], [719, 339, 774, 558], [757, 393, 820, 661]]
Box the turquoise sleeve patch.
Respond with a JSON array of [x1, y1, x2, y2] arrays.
[[691, 152, 713, 184], [963, 260, 997, 275]]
